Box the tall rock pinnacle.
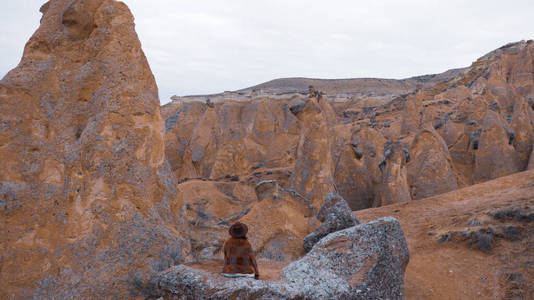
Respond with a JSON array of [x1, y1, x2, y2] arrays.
[[0, 0, 189, 298]]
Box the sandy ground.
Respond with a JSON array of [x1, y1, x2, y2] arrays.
[[186, 170, 534, 299], [355, 169, 534, 300]]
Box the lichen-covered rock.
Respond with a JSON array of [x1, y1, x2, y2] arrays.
[[283, 217, 409, 299], [155, 217, 409, 300], [303, 193, 360, 252]]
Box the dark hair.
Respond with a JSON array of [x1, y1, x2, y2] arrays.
[[229, 222, 248, 238]]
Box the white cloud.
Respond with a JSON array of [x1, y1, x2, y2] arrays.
[[1, 0, 533, 104]]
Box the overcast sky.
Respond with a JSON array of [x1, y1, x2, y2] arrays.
[[1, 0, 533, 104]]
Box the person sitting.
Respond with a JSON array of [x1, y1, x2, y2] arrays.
[[221, 222, 260, 279]]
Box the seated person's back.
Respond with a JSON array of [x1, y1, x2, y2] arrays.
[[222, 222, 259, 278]]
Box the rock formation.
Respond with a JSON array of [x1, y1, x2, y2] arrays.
[[239, 180, 315, 262], [407, 128, 458, 199], [289, 96, 336, 211], [163, 40, 534, 210], [154, 217, 409, 300], [0, 0, 189, 298], [303, 193, 360, 252], [164, 99, 300, 181], [510, 98, 534, 168], [473, 111, 521, 182], [2, 0, 534, 298], [336, 126, 385, 210], [374, 142, 411, 207]]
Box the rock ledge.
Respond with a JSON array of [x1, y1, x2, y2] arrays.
[[154, 217, 409, 299]]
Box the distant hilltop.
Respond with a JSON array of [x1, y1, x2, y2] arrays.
[[171, 68, 466, 104], [171, 40, 533, 105]]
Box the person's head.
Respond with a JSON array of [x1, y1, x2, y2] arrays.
[[229, 222, 248, 239]]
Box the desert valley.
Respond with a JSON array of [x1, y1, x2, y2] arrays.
[[1, 0, 533, 299]]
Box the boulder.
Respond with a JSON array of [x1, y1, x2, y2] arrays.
[[303, 193, 360, 252], [155, 217, 409, 300]]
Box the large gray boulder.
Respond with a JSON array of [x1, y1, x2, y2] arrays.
[[303, 192, 360, 252], [154, 217, 409, 299]]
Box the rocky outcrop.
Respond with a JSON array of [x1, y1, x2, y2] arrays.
[[162, 41, 534, 214], [407, 128, 458, 199], [239, 181, 315, 262], [164, 99, 300, 181], [176, 179, 257, 261], [289, 96, 336, 211], [303, 193, 360, 252], [0, 0, 188, 298], [510, 98, 534, 169], [375, 142, 411, 207], [400, 92, 423, 135], [155, 217, 409, 300], [333, 126, 385, 210], [473, 111, 521, 183]]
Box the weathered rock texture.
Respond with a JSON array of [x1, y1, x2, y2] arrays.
[[155, 217, 409, 300], [0, 0, 189, 298], [289, 96, 336, 211], [473, 111, 521, 182], [375, 142, 411, 207], [407, 128, 458, 200], [303, 192, 360, 252], [164, 40, 534, 210], [2, 1, 534, 298], [153, 42, 534, 296]]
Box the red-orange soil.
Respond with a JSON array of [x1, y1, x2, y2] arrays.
[[355, 169, 534, 300]]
